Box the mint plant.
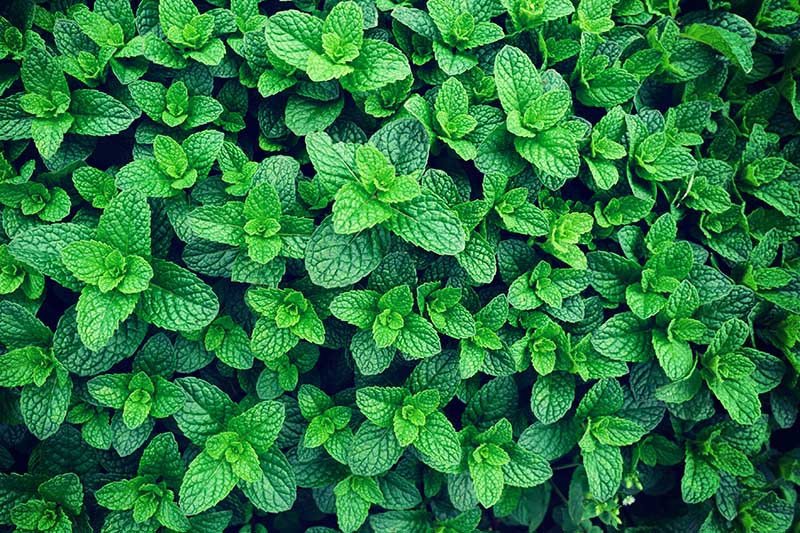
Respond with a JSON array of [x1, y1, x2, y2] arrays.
[[264, 1, 410, 92], [331, 284, 441, 368], [298, 384, 353, 464], [129, 79, 224, 130], [87, 370, 184, 430], [459, 418, 552, 507], [0, 0, 798, 531], [95, 433, 190, 531], [0, 47, 137, 159], [8, 473, 86, 533], [354, 385, 461, 474]]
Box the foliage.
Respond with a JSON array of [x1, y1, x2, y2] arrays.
[[0, 0, 799, 531]]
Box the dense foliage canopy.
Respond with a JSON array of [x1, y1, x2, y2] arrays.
[[0, 0, 799, 531]]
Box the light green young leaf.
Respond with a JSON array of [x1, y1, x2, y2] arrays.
[[179, 452, 237, 516]]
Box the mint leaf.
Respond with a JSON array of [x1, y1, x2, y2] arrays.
[[305, 219, 390, 288], [138, 259, 219, 332], [385, 194, 466, 255], [583, 442, 622, 502], [414, 411, 461, 472], [239, 447, 297, 513], [350, 422, 403, 476], [681, 449, 719, 504], [179, 452, 237, 516], [20, 371, 72, 439], [76, 286, 138, 351], [68, 90, 138, 136]]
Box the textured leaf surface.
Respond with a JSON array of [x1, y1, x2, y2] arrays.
[[138, 259, 219, 332], [20, 374, 72, 440], [583, 443, 622, 502], [179, 452, 237, 516], [349, 422, 403, 476], [239, 447, 297, 513], [385, 194, 466, 256], [305, 220, 390, 288]]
